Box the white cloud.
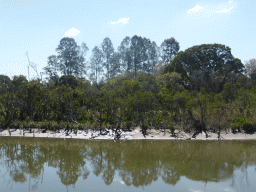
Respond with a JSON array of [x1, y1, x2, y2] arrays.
[[216, 7, 233, 13], [223, 187, 234, 192], [185, 1, 234, 19], [113, 177, 125, 184], [111, 17, 129, 24], [64, 28, 80, 36], [187, 5, 204, 14], [189, 189, 202, 192]]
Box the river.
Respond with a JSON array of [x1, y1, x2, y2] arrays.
[[0, 137, 256, 192]]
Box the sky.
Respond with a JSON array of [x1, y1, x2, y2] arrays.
[[0, 0, 255, 83]]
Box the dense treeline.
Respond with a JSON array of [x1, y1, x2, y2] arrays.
[[0, 35, 256, 138]]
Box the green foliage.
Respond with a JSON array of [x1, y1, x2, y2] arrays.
[[242, 123, 256, 133], [123, 121, 133, 129], [156, 72, 184, 91], [231, 116, 255, 133], [121, 80, 142, 97], [168, 124, 175, 136], [89, 119, 94, 124], [124, 115, 132, 122], [142, 124, 148, 130], [79, 119, 87, 124], [232, 116, 250, 127], [51, 121, 58, 131], [0, 39, 255, 136], [102, 121, 111, 129], [163, 43, 244, 91], [59, 75, 79, 89], [155, 113, 163, 122], [250, 86, 256, 95], [101, 115, 108, 122], [58, 121, 67, 130]]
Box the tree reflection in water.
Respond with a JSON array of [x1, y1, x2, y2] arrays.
[[0, 138, 256, 191]]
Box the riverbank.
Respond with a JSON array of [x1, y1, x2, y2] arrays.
[[1, 127, 256, 140]]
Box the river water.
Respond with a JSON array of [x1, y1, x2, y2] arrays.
[[0, 137, 256, 192]]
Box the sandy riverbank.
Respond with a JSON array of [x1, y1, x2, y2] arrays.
[[1, 127, 256, 140]]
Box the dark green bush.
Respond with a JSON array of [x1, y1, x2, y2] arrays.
[[243, 123, 256, 133], [89, 119, 94, 124], [168, 125, 175, 136], [124, 115, 132, 121], [124, 121, 132, 129], [79, 119, 87, 124], [232, 116, 252, 132]]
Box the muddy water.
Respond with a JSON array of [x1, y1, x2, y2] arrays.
[[0, 137, 256, 192]]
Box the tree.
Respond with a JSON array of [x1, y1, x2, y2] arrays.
[[42, 55, 61, 86], [73, 42, 89, 79], [109, 52, 122, 78], [130, 35, 145, 77], [25, 51, 42, 82], [141, 37, 151, 73], [11, 75, 27, 87], [59, 75, 79, 89], [156, 72, 184, 92], [160, 37, 180, 66], [0, 75, 11, 93], [89, 46, 104, 84], [148, 41, 159, 75], [152, 61, 165, 77], [55, 37, 84, 76], [244, 58, 256, 78], [189, 68, 217, 93], [163, 43, 245, 91], [118, 36, 133, 74], [244, 58, 256, 85], [101, 37, 115, 80]]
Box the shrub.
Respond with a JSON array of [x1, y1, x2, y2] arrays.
[[124, 115, 132, 122], [155, 114, 163, 122], [243, 123, 256, 133], [77, 123, 84, 130], [89, 119, 94, 124], [51, 121, 58, 131], [168, 125, 175, 136], [23, 121, 29, 128], [141, 124, 148, 131], [232, 116, 252, 132], [35, 121, 41, 129], [19, 122, 24, 129], [231, 125, 237, 133], [58, 121, 66, 130], [79, 119, 87, 124], [124, 121, 132, 129], [72, 123, 79, 130]]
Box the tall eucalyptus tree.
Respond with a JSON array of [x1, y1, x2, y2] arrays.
[[149, 41, 160, 75], [55, 37, 84, 77], [89, 46, 104, 84], [130, 35, 145, 77], [118, 36, 132, 74], [42, 55, 61, 86], [160, 37, 180, 66], [74, 42, 89, 80], [101, 37, 115, 80], [140, 38, 159, 75], [141, 37, 151, 74], [109, 52, 122, 78]]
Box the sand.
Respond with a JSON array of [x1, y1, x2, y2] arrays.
[[1, 127, 256, 140]]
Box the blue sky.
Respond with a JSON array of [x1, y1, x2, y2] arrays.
[[0, 0, 255, 83]]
